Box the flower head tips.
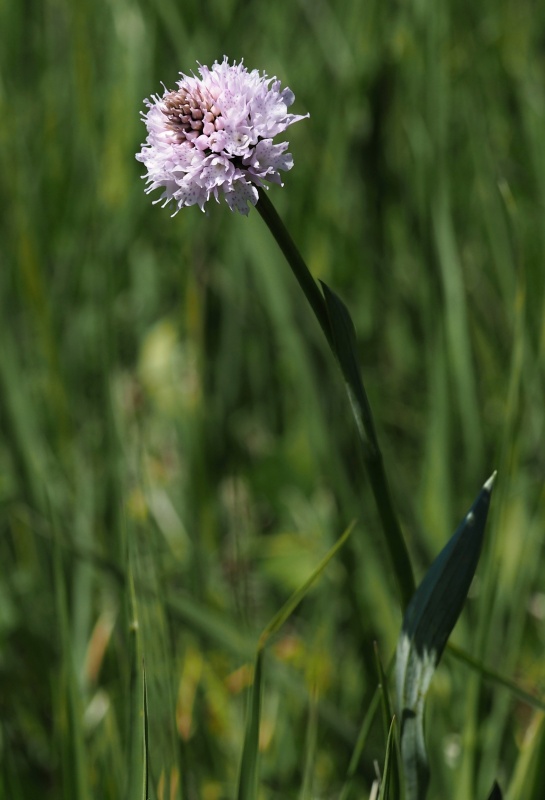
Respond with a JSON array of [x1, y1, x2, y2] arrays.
[[136, 58, 308, 216]]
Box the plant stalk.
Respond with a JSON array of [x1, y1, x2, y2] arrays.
[[256, 187, 415, 609]]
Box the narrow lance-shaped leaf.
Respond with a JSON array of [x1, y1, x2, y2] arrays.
[[396, 472, 496, 800], [486, 781, 502, 800]]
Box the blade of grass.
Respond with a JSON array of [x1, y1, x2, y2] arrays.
[[237, 520, 356, 800], [125, 550, 145, 800], [339, 687, 382, 800], [374, 644, 394, 746], [446, 643, 545, 714], [50, 498, 90, 800], [505, 712, 545, 800], [35, 520, 359, 744], [236, 649, 264, 800], [374, 645, 401, 799], [259, 519, 355, 649], [299, 686, 319, 800], [142, 661, 150, 800]]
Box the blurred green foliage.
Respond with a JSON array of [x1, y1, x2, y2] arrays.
[[1, 0, 545, 797]]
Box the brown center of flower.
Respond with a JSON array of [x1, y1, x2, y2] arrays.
[[162, 87, 222, 143]]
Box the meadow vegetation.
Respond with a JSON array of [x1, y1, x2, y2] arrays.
[[2, 0, 545, 797]]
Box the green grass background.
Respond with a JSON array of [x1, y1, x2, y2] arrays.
[[2, 0, 545, 797]]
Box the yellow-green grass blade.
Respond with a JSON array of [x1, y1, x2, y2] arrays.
[[506, 713, 545, 800], [142, 662, 150, 800], [259, 519, 355, 650], [374, 643, 394, 746], [236, 649, 264, 800]]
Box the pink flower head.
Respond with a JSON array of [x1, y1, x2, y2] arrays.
[[136, 58, 308, 216]]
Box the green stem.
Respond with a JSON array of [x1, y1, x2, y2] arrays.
[[255, 189, 333, 349], [256, 188, 415, 609]]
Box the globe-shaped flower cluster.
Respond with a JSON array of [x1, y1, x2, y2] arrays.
[[136, 58, 308, 215]]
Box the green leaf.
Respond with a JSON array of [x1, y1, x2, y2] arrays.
[[396, 473, 496, 800], [375, 643, 394, 745], [447, 643, 545, 713], [486, 781, 502, 800], [236, 649, 264, 800]]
